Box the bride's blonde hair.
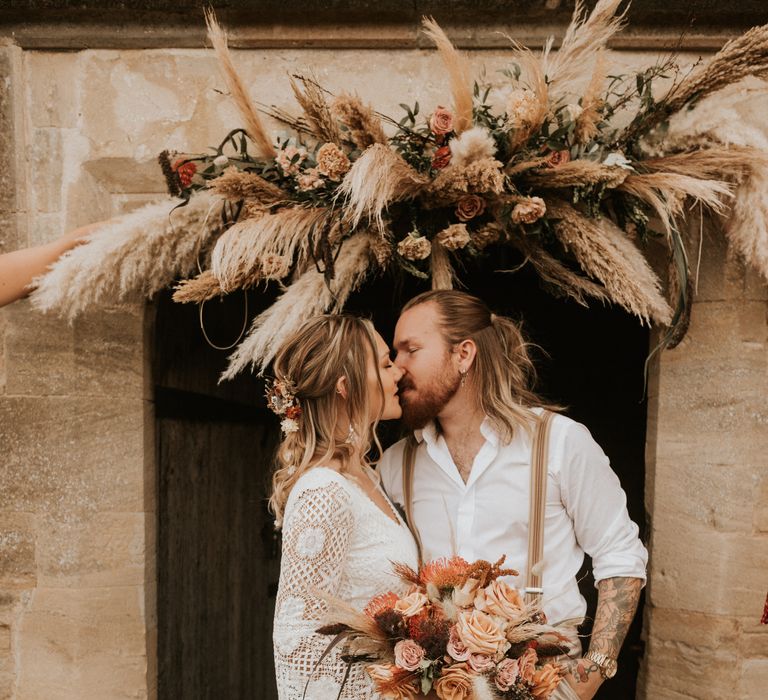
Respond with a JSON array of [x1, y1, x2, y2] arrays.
[[268, 314, 385, 526]]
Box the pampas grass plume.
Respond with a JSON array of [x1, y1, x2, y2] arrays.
[[448, 127, 497, 168]]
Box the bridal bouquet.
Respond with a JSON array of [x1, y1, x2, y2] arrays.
[[319, 556, 578, 700]]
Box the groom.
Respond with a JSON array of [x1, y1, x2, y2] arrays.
[[378, 290, 647, 700]]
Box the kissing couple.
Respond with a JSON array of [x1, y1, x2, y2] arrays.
[[271, 290, 647, 700]]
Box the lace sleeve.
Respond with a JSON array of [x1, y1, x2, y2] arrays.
[[273, 476, 365, 699]]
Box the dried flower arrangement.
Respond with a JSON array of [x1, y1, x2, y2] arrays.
[[31, 2, 768, 379]]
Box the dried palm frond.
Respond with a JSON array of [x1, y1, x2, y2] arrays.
[[337, 144, 429, 229], [205, 10, 275, 160], [430, 242, 454, 290], [211, 207, 329, 291], [574, 51, 608, 144], [173, 269, 224, 303], [331, 93, 387, 149], [663, 24, 768, 116], [507, 236, 611, 307], [543, 0, 626, 100], [290, 74, 342, 144], [523, 159, 629, 189], [31, 193, 220, 319], [619, 172, 732, 234], [208, 166, 287, 204], [422, 17, 474, 134], [548, 200, 672, 325], [222, 233, 372, 377]]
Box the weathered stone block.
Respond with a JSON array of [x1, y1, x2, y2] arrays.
[[29, 127, 64, 214], [3, 300, 145, 398], [740, 659, 768, 699], [0, 513, 36, 589], [15, 586, 148, 699], [0, 396, 147, 515], [25, 52, 80, 129], [755, 476, 768, 533], [36, 512, 147, 588]]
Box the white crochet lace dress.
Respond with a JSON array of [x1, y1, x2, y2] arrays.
[[273, 467, 419, 700]]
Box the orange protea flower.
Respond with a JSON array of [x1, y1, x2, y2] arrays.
[[364, 591, 400, 618], [419, 556, 471, 590], [367, 663, 420, 700]]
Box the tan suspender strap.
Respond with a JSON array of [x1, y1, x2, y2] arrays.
[[401, 436, 423, 567], [525, 410, 554, 605]]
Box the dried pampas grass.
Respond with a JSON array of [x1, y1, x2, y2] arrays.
[[472, 676, 502, 700], [664, 24, 768, 116], [639, 147, 760, 182], [543, 0, 626, 101], [208, 167, 287, 204], [31, 193, 220, 319], [524, 160, 629, 189], [508, 45, 549, 151], [222, 233, 372, 377], [422, 17, 474, 134], [338, 144, 428, 229], [726, 166, 768, 281], [211, 207, 329, 291], [205, 10, 275, 160], [331, 93, 387, 149], [574, 51, 607, 144], [548, 200, 672, 325], [290, 74, 342, 144], [173, 269, 224, 303], [430, 242, 454, 290]]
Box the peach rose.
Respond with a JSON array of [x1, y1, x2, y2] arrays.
[[447, 624, 471, 662], [394, 639, 426, 672], [434, 663, 473, 700], [468, 653, 495, 673], [455, 195, 486, 222], [432, 145, 452, 169], [518, 647, 538, 683], [510, 196, 546, 225], [494, 658, 520, 692], [430, 106, 454, 136], [546, 149, 571, 168], [367, 663, 420, 700], [452, 577, 482, 607], [531, 664, 563, 699], [456, 610, 507, 656], [394, 590, 429, 618], [474, 579, 525, 622]]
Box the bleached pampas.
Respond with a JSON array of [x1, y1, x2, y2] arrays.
[[222, 233, 372, 378], [422, 17, 474, 134], [205, 10, 276, 160], [548, 200, 672, 325], [726, 167, 768, 281], [471, 675, 502, 700], [31, 193, 220, 320], [338, 144, 428, 229], [210, 207, 329, 291], [543, 0, 625, 101]]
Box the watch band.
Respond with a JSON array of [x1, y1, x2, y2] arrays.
[[584, 651, 618, 679]]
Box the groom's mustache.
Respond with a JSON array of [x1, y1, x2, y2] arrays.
[[398, 377, 416, 394]]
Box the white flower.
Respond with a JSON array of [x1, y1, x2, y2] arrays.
[[296, 527, 326, 558], [448, 126, 497, 167], [603, 152, 635, 170], [213, 154, 229, 168], [505, 88, 539, 127], [281, 418, 300, 434], [563, 103, 584, 122]]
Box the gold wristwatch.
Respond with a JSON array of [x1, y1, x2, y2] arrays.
[[584, 651, 618, 679]]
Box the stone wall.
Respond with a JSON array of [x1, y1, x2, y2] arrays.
[[0, 14, 767, 700]]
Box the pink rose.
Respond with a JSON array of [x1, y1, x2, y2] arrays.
[[545, 149, 571, 168], [430, 106, 454, 136], [447, 625, 471, 662], [455, 195, 486, 222], [518, 647, 538, 683], [468, 653, 495, 673], [394, 639, 426, 672], [494, 658, 520, 692]]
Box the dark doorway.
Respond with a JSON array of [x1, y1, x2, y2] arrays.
[[154, 243, 648, 699]]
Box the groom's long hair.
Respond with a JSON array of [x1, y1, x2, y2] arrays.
[[402, 290, 558, 441]]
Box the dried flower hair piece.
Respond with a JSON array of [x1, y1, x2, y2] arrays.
[[266, 378, 303, 434]]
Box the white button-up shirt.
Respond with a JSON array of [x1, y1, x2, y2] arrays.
[[378, 410, 648, 625]]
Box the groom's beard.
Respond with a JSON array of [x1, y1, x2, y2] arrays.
[[399, 368, 461, 430]]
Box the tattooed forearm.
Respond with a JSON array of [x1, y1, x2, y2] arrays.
[[588, 576, 643, 658]]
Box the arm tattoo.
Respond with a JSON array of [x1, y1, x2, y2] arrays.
[[588, 576, 643, 659]]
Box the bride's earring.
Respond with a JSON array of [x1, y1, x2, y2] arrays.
[[346, 424, 358, 444]]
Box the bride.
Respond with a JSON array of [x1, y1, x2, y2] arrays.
[[269, 314, 419, 699]]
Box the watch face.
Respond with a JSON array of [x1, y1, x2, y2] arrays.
[[604, 659, 618, 679]]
